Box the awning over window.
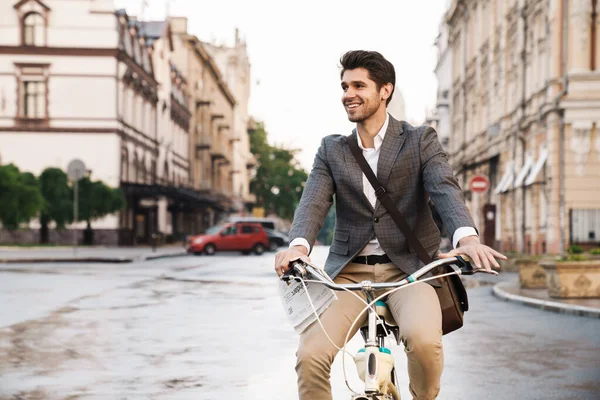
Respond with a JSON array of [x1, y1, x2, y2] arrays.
[[494, 161, 514, 194], [120, 182, 226, 211], [513, 155, 534, 188], [525, 148, 548, 185]]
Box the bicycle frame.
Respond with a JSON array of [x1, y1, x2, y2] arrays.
[[284, 256, 497, 399]]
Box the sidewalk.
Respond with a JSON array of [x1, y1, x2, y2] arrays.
[[490, 272, 600, 319], [0, 246, 189, 263]]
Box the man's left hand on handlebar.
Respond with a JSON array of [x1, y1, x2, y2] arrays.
[[274, 245, 311, 277], [438, 235, 507, 273]]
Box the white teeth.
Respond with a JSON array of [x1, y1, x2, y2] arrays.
[[347, 104, 360, 108]]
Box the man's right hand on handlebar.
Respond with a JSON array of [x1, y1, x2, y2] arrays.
[[274, 245, 311, 277]]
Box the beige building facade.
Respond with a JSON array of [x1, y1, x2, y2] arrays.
[[203, 30, 257, 213], [0, 0, 257, 245], [440, 0, 600, 254], [169, 18, 238, 229]]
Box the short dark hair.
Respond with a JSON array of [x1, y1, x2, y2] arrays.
[[339, 50, 395, 106]]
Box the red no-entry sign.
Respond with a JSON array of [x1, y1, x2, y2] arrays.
[[469, 175, 489, 193]]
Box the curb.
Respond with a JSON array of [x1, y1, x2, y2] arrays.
[[0, 252, 189, 264], [141, 251, 189, 261], [0, 257, 132, 264], [492, 281, 600, 319]]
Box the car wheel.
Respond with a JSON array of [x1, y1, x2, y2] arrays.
[[204, 244, 216, 255], [269, 240, 279, 252], [253, 243, 266, 255]]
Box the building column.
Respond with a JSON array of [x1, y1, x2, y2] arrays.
[[569, 121, 593, 176], [595, 122, 600, 160], [568, 0, 593, 73], [595, 4, 600, 70], [157, 196, 171, 235], [545, 111, 562, 253]]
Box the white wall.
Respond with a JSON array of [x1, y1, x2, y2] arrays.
[[0, 1, 24, 46], [1, 0, 118, 48]]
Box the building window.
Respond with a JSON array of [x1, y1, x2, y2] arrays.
[[23, 12, 45, 46], [121, 148, 129, 182], [151, 160, 157, 184], [22, 80, 45, 118], [16, 64, 49, 121]]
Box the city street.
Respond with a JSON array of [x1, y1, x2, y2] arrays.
[[1, 247, 599, 400]]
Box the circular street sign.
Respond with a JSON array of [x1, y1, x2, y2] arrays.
[[67, 159, 86, 182], [469, 175, 489, 193]]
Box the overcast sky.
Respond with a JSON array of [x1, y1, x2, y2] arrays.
[[114, 0, 449, 170]]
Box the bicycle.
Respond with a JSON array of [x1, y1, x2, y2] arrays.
[[281, 255, 498, 400]]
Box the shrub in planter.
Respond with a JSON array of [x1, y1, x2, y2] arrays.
[[568, 245, 584, 254]]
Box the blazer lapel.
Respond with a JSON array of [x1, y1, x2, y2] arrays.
[[344, 130, 375, 212], [377, 117, 405, 187], [374, 117, 405, 211]]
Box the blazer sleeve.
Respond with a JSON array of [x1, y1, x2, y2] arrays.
[[419, 126, 476, 237], [288, 136, 335, 254]]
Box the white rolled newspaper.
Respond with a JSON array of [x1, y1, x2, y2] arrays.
[[278, 267, 337, 334]]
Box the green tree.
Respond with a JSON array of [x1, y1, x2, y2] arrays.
[[38, 167, 73, 243], [77, 177, 125, 244], [249, 122, 308, 220], [0, 164, 43, 230]]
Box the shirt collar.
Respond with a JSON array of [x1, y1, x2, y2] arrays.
[[357, 113, 389, 151]]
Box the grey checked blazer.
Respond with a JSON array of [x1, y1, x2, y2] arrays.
[[289, 116, 476, 280]]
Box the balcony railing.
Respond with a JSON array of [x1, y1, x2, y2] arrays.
[[196, 135, 212, 150]]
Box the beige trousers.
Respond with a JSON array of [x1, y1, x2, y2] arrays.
[[295, 262, 443, 400]]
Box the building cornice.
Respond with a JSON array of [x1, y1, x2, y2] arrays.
[[182, 34, 237, 107], [0, 45, 117, 57], [13, 0, 50, 11], [445, 0, 463, 26]]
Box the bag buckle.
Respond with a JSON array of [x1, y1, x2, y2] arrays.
[[375, 186, 386, 198]]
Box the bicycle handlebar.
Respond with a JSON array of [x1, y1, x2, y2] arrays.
[[281, 255, 498, 291]]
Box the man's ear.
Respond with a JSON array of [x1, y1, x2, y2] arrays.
[[381, 83, 393, 102]]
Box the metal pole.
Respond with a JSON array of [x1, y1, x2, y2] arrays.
[[73, 180, 78, 255]]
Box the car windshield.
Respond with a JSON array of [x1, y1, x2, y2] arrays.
[[205, 225, 224, 235]]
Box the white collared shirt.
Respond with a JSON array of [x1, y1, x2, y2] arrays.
[[290, 113, 477, 255]]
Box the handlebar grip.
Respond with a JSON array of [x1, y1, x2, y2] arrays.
[[455, 255, 499, 276], [458, 254, 472, 263], [280, 259, 307, 281], [455, 255, 474, 274]]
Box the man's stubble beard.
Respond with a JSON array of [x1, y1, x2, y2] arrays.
[[346, 100, 382, 123]]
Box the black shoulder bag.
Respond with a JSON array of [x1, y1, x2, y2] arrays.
[[347, 133, 468, 335]]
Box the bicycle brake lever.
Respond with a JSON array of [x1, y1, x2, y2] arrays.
[[454, 255, 474, 274], [455, 255, 499, 275]]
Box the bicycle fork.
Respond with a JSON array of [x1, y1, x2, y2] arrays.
[[353, 288, 399, 399]]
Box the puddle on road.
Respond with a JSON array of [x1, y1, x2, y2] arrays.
[[0, 274, 286, 398]]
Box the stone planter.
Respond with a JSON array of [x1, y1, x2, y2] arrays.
[[516, 258, 547, 289], [497, 257, 518, 272], [540, 260, 600, 298]]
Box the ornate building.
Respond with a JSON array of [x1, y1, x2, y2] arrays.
[[170, 17, 238, 229], [440, 0, 600, 254], [203, 29, 257, 213], [0, 0, 248, 245]]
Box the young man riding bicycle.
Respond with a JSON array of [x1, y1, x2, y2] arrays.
[[274, 50, 506, 400]]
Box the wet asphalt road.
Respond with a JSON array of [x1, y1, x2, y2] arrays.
[[0, 247, 599, 400]]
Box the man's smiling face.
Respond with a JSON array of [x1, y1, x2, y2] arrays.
[[341, 67, 385, 123]]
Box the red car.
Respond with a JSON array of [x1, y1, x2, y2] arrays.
[[187, 222, 270, 256]]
